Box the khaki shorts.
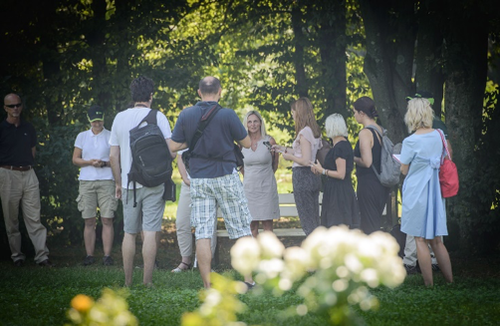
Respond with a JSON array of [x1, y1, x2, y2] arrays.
[[76, 180, 118, 219], [121, 185, 165, 233]]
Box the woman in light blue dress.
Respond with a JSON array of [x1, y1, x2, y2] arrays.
[[400, 98, 453, 286]]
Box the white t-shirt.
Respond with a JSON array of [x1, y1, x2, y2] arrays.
[[74, 128, 114, 181], [109, 108, 172, 188]]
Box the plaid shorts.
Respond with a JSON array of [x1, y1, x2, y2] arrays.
[[190, 173, 252, 240]]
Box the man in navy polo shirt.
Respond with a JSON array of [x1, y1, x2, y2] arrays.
[[0, 93, 52, 267], [170, 76, 254, 289]]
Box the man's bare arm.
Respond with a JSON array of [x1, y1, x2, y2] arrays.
[[168, 139, 188, 152]]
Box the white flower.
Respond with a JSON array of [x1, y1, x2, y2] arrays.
[[231, 236, 261, 275], [368, 231, 400, 256], [360, 268, 380, 288], [282, 246, 310, 281], [258, 258, 285, 280], [257, 231, 285, 259]]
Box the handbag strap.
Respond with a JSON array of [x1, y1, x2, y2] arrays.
[[436, 129, 450, 163], [189, 104, 221, 153]]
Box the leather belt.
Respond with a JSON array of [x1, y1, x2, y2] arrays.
[[0, 165, 32, 171]]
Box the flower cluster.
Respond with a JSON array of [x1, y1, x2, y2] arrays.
[[182, 273, 247, 326], [66, 288, 138, 326], [230, 226, 406, 323]]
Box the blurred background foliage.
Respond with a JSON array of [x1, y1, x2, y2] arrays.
[[1, 0, 500, 256]]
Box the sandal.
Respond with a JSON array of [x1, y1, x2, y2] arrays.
[[171, 261, 192, 273]]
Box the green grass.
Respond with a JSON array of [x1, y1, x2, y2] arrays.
[[3, 169, 499, 325], [1, 243, 499, 326]]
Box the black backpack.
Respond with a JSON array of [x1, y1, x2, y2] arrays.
[[128, 109, 173, 205]]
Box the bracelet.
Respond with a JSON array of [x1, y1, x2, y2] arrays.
[[284, 147, 288, 153]]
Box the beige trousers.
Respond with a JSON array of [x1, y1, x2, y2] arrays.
[[176, 181, 217, 258], [0, 168, 49, 263]]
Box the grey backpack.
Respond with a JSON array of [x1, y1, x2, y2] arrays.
[[366, 125, 401, 187]]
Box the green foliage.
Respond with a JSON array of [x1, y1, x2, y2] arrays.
[[35, 121, 85, 244], [0, 0, 498, 255]]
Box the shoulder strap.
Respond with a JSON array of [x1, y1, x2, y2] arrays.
[[135, 108, 157, 127], [144, 109, 158, 125], [365, 125, 383, 147], [436, 129, 450, 162], [189, 104, 221, 151]]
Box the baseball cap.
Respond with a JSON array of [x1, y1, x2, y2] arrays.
[[87, 105, 104, 122], [405, 90, 434, 105]]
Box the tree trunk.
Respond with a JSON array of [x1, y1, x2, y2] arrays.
[[443, 5, 489, 252], [88, 0, 111, 110], [414, 0, 446, 116], [317, 0, 348, 120], [291, 6, 309, 98], [358, 0, 417, 143]]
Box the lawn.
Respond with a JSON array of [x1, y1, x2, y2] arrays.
[[1, 221, 499, 326], [2, 167, 499, 325]]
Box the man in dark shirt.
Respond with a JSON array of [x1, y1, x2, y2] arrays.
[[170, 76, 254, 289], [0, 93, 52, 267]]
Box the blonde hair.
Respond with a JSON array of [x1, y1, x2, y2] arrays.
[[404, 98, 434, 133], [243, 110, 267, 137], [325, 113, 348, 138], [291, 97, 321, 138]]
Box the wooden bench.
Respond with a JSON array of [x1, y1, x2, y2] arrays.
[[212, 190, 397, 265], [216, 193, 323, 237], [213, 193, 323, 265]]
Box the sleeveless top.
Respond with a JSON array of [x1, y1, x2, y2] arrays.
[[354, 127, 382, 177]]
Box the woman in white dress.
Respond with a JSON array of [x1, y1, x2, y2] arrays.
[[241, 111, 280, 238]]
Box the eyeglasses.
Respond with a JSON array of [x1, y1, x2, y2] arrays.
[[5, 103, 22, 108]]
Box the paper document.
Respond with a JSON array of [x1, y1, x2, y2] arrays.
[[392, 154, 401, 163]]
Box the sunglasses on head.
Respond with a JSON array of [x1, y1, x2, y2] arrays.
[[5, 103, 22, 108]]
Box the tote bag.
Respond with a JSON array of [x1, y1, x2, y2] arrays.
[[437, 129, 459, 198]]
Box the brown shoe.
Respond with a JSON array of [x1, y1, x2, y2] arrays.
[[38, 259, 54, 267]]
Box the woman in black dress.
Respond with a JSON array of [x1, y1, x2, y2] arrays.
[[352, 97, 389, 234], [310, 114, 359, 228]]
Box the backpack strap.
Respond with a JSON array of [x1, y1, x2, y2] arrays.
[[140, 109, 158, 126], [364, 125, 383, 175], [365, 125, 383, 147]]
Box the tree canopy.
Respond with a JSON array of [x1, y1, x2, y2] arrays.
[[1, 0, 499, 254]]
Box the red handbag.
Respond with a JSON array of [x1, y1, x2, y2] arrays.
[[437, 130, 459, 198]]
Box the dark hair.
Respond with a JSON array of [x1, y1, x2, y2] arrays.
[[353, 96, 378, 119], [199, 77, 221, 96], [130, 76, 154, 102]]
